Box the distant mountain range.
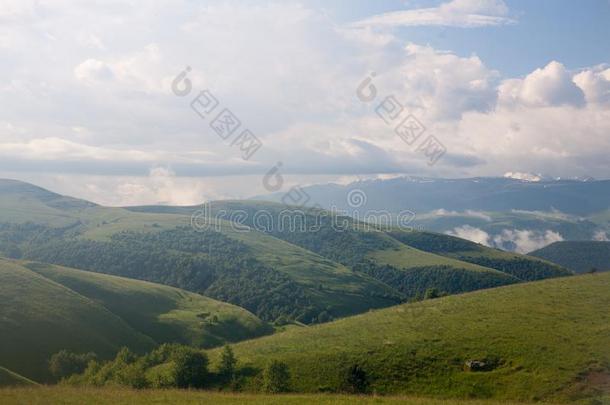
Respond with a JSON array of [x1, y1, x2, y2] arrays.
[[258, 176, 610, 216], [257, 176, 610, 252]]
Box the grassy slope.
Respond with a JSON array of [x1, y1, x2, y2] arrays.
[[80, 215, 403, 319], [0, 368, 38, 387], [0, 180, 403, 320], [0, 180, 576, 321], [0, 387, 570, 405], [0, 258, 269, 382], [24, 261, 271, 346], [209, 273, 610, 402], [387, 230, 572, 281], [126, 201, 574, 300], [529, 241, 610, 274], [0, 258, 154, 382]]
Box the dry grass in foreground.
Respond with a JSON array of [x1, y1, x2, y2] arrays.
[[0, 387, 570, 405]]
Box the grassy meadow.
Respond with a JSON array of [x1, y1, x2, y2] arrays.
[[205, 273, 610, 402], [0, 387, 575, 405], [0, 258, 269, 382]]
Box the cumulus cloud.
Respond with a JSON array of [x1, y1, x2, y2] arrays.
[[446, 226, 564, 253], [352, 0, 516, 28], [498, 61, 585, 108], [74, 59, 114, 84], [446, 225, 491, 245], [0, 1, 608, 204], [573, 66, 610, 105], [492, 229, 564, 253]]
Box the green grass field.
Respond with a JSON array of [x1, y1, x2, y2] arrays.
[[0, 387, 573, 405], [0, 258, 269, 382], [206, 273, 610, 402]]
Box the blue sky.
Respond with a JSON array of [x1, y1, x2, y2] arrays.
[[0, 0, 609, 205], [308, 0, 610, 76]]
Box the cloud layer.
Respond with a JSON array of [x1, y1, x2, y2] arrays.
[[0, 0, 608, 204], [352, 0, 516, 28]]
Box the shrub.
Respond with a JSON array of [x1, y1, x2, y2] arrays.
[[173, 349, 208, 389], [48, 350, 97, 380], [343, 364, 368, 393], [262, 360, 290, 393]]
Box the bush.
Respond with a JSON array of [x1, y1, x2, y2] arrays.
[[218, 345, 237, 382], [173, 349, 208, 389], [49, 350, 97, 380], [262, 360, 290, 393], [343, 364, 368, 393]]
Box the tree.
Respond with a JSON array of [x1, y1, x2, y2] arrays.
[[48, 350, 97, 380], [424, 287, 441, 300], [219, 345, 237, 381], [262, 360, 290, 393], [343, 364, 368, 393], [173, 350, 208, 389]]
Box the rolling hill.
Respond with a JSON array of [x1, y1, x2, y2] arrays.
[[129, 201, 569, 297], [529, 241, 610, 273], [386, 230, 572, 281], [208, 273, 610, 402], [0, 258, 269, 382], [0, 179, 572, 325]]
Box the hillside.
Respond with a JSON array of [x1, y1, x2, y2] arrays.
[[387, 230, 572, 281], [0, 179, 405, 324], [208, 273, 610, 402], [0, 179, 573, 324], [133, 201, 567, 297], [0, 368, 37, 387], [529, 241, 610, 273], [0, 258, 269, 382]]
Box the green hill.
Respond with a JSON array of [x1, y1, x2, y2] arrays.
[[387, 230, 572, 281], [168, 201, 564, 297], [0, 179, 573, 324], [529, 241, 610, 273], [0, 258, 269, 382], [208, 273, 610, 402], [0, 367, 38, 387]]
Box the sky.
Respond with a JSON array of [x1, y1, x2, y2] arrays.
[[1, 0, 609, 206]]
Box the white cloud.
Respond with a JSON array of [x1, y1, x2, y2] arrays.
[[503, 172, 544, 182], [499, 61, 585, 108], [352, 0, 516, 29], [573, 66, 610, 105], [74, 59, 114, 84], [492, 229, 564, 253], [0, 1, 608, 205], [446, 226, 564, 253], [431, 209, 492, 221], [446, 225, 491, 245]]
